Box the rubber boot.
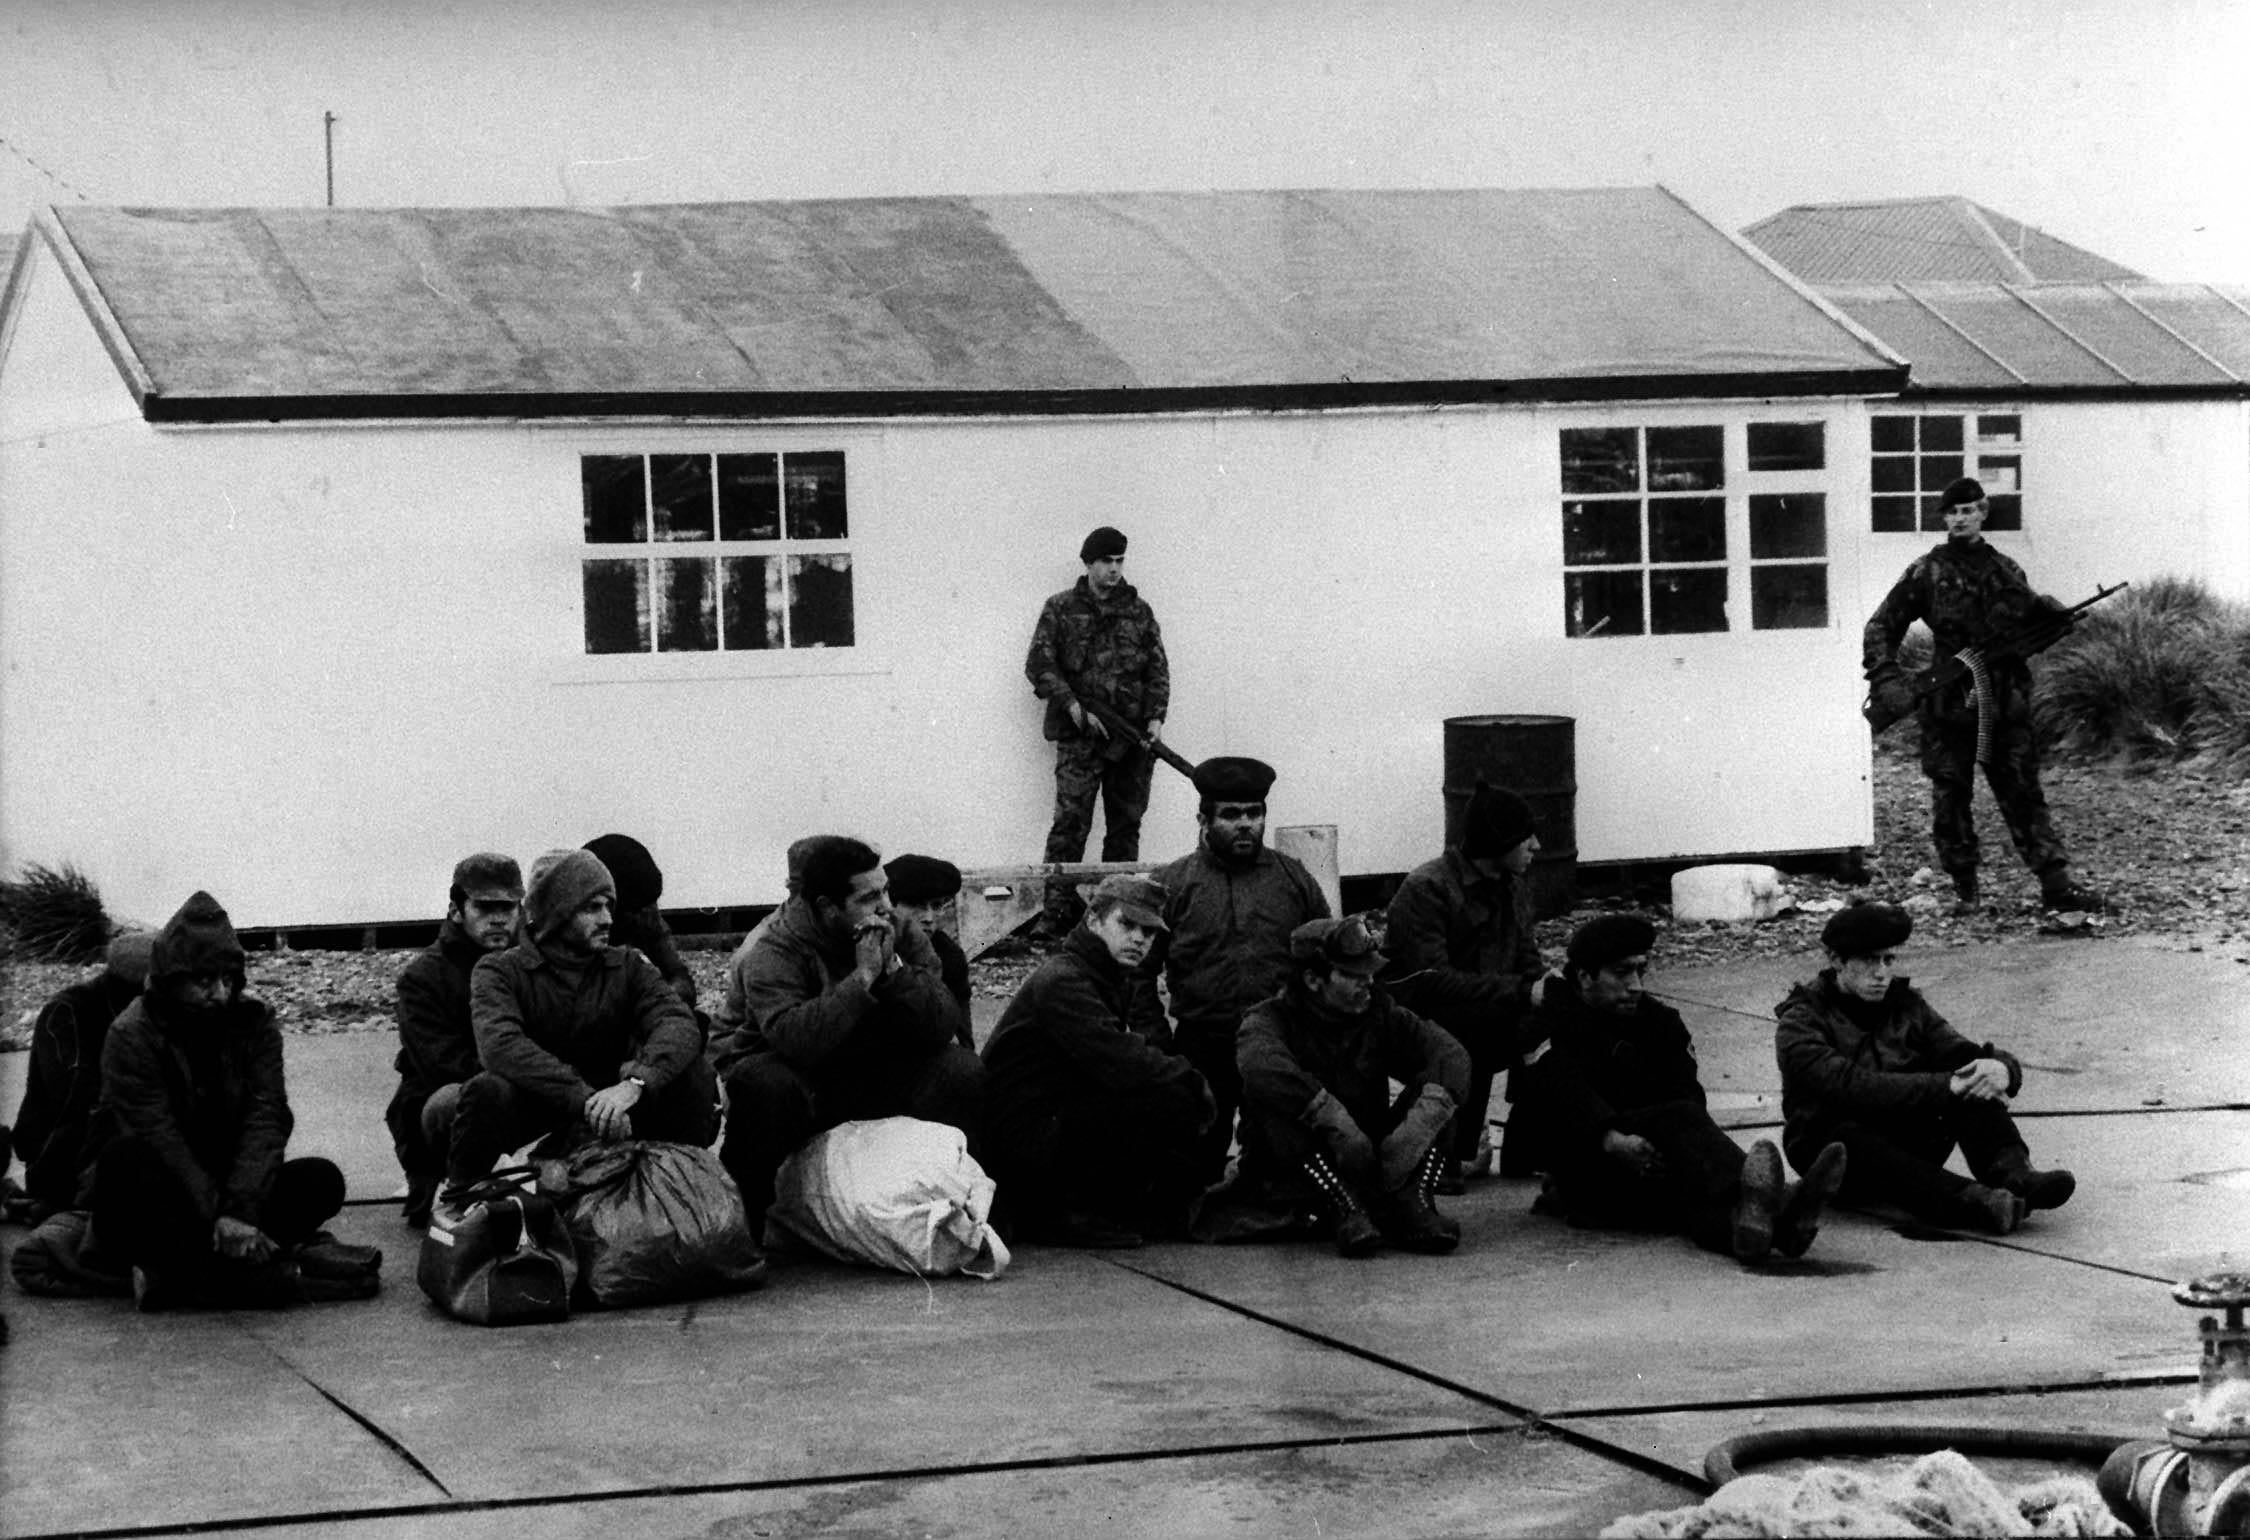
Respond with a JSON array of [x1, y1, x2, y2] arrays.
[[1773, 1142, 1847, 1259], [1731, 1140, 1784, 1263], [1302, 1153, 1382, 1259]]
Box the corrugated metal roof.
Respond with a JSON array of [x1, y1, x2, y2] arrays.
[[33, 190, 1903, 422], [1819, 282, 2250, 394], [1744, 197, 2144, 285]]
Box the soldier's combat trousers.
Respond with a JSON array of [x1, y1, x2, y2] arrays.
[[1041, 736, 1155, 926], [1917, 689, 2067, 882]]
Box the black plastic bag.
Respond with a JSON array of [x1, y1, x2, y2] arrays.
[[548, 1141, 767, 1309]]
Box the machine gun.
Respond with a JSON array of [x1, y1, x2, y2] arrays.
[[1863, 581, 2128, 761], [1078, 696, 1199, 780]]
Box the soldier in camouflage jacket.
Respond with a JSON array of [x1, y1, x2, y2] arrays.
[[1862, 477, 2100, 914], [1025, 525, 1171, 930]]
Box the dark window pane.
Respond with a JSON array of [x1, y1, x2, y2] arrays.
[[1748, 421, 1825, 471], [1871, 456, 1916, 493], [650, 454, 714, 542], [1984, 494, 2023, 532], [1560, 428, 1639, 494], [1919, 498, 1948, 533], [789, 555, 855, 648], [1871, 416, 1915, 453], [1752, 564, 1828, 629], [784, 451, 848, 540], [1919, 454, 1965, 489], [655, 557, 717, 651], [1649, 496, 1725, 563], [1977, 413, 2021, 444], [1750, 493, 1826, 559], [1650, 568, 1728, 634], [721, 555, 782, 650], [1871, 495, 1918, 533], [582, 456, 645, 545], [1563, 499, 1642, 566], [1917, 416, 1964, 451], [1565, 570, 1643, 638], [1647, 426, 1723, 491], [717, 453, 780, 542], [582, 558, 647, 653]]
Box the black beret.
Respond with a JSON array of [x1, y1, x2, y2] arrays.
[[1937, 477, 1987, 510], [1566, 913, 1657, 974], [1192, 756, 1276, 802], [1080, 525, 1129, 563], [884, 853, 963, 905], [1462, 780, 1538, 860], [1822, 900, 1913, 956], [583, 833, 662, 913]]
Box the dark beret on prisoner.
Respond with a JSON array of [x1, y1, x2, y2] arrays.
[[1566, 913, 1657, 974], [1079, 525, 1129, 563], [1822, 900, 1913, 957], [1461, 780, 1538, 861], [1192, 756, 1276, 802], [1937, 477, 1987, 510], [450, 852, 523, 898], [583, 834, 662, 913], [885, 854, 962, 906]]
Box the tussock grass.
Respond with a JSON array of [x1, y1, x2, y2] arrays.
[[2033, 577, 2250, 771], [0, 861, 113, 964]]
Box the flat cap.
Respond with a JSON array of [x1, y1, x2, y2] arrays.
[[1821, 900, 1913, 956], [1566, 913, 1657, 973], [885, 853, 963, 906], [1289, 915, 1384, 974], [1082, 872, 1169, 932], [1192, 756, 1276, 802]]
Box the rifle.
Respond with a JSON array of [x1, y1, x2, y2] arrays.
[[1863, 581, 2128, 760], [1078, 696, 1198, 780]]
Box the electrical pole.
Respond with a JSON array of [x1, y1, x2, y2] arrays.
[[323, 112, 336, 207]]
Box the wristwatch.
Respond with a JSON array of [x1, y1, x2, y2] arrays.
[[624, 1074, 647, 1089]]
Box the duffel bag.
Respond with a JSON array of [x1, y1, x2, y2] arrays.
[[416, 1167, 578, 1326], [768, 1116, 1009, 1280], [546, 1140, 768, 1309]]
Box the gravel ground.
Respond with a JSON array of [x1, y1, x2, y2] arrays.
[[4, 734, 2245, 1049]]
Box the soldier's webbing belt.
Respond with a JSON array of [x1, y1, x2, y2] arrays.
[[1961, 648, 1997, 766]]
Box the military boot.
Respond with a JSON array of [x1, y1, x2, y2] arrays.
[[1302, 1153, 1383, 1259], [1987, 1151, 2077, 1213], [1731, 1140, 1785, 1263], [2039, 870, 2107, 913], [1949, 870, 1982, 916], [1773, 1142, 1847, 1259], [1956, 1182, 2027, 1235], [1375, 1147, 1461, 1256]]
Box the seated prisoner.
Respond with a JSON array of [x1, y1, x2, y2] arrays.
[[714, 837, 983, 1224], [1223, 916, 1470, 1257], [981, 874, 1213, 1247], [77, 892, 360, 1309], [8, 929, 153, 1220], [583, 832, 699, 1008], [442, 849, 718, 1206], [1776, 901, 2075, 1235], [1384, 779, 1549, 1186], [884, 853, 975, 1031], [1520, 915, 1845, 1265], [385, 853, 521, 1229]]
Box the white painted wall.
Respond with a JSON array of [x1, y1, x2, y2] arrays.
[[5, 254, 1882, 926], [1853, 397, 2250, 619]]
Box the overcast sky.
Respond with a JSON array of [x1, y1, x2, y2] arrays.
[[2, 0, 2245, 281]]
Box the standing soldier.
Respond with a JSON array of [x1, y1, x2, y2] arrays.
[[1025, 525, 1170, 937], [1863, 477, 2103, 914]]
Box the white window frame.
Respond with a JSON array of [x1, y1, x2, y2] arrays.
[[1870, 410, 2024, 533]]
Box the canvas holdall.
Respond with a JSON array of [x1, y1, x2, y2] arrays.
[[768, 1116, 1010, 1280], [416, 1167, 578, 1326], [544, 1140, 768, 1309]]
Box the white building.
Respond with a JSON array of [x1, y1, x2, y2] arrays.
[[2, 188, 1912, 927], [1747, 198, 2250, 613]]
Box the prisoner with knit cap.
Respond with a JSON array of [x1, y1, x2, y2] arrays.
[[523, 848, 615, 943]]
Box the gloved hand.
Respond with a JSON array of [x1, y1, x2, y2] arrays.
[[1299, 1089, 1377, 1182], [1379, 1083, 1459, 1192], [1862, 664, 1917, 732]]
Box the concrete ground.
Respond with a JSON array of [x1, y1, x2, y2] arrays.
[[3, 935, 2245, 1538]]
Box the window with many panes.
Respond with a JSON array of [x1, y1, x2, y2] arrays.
[[1559, 421, 1830, 638], [579, 451, 855, 655], [1870, 413, 2022, 532]]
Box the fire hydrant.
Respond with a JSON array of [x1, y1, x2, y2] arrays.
[[2101, 1273, 2250, 1534]]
